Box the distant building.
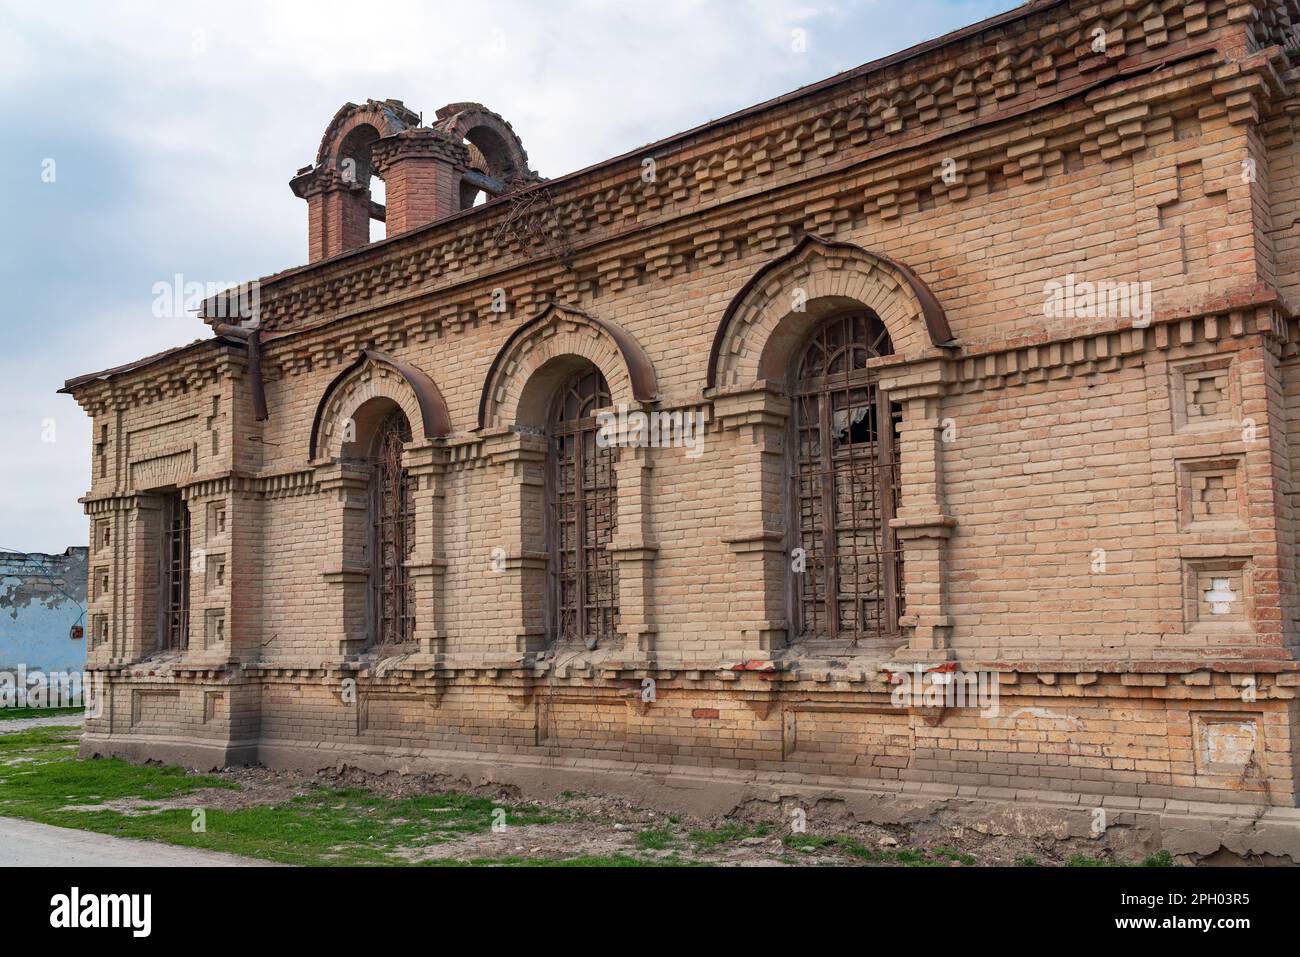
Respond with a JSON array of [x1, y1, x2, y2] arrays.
[[0, 547, 88, 675]]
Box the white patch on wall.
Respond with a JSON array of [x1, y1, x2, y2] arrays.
[[1194, 713, 1259, 776]]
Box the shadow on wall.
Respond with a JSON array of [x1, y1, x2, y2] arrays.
[[0, 547, 88, 674]]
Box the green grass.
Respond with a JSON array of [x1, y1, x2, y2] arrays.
[[1066, 850, 1177, 868], [0, 727, 232, 809], [0, 726, 621, 866], [453, 853, 689, 867], [1141, 850, 1176, 867], [0, 706, 84, 721], [636, 827, 674, 850], [781, 833, 976, 866], [687, 821, 773, 848], [1, 727, 1174, 869], [933, 846, 978, 866], [783, 833, 834, 852]]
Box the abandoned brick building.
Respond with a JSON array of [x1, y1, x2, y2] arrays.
[[61, 0, 1300, 823]]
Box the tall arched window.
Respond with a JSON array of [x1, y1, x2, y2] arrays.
[[790, 310, 904, 644], [370, 407, 414, 647], [548, 365, 619, 648]]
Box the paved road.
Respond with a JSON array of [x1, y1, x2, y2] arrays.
[[0, 714, 86, 732], [1, 716, 274, 865], [0, 817, 275, 867]]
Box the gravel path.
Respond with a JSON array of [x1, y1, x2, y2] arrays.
[[0, 817, 275, 867]]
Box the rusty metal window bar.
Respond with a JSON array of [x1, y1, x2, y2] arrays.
[[549, 366, 619, 648], [371, 408, 415, 647], [161, 493, 190, 651], [791, 310, 904, 644]]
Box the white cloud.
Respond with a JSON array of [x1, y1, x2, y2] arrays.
[[0, 0, 1019, 551]]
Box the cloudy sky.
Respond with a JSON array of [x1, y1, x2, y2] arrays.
[[0, 0, 1018, 554]]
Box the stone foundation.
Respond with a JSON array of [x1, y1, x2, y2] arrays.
[[82, 660, 1300, 806], [80, 662, 1300, 863]]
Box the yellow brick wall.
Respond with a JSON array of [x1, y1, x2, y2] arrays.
[[69, 0, 1300, 807]]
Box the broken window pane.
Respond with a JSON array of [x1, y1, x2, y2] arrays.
[[792, 311, 904, 644]]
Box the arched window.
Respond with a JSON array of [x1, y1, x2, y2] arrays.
[[548, 365, 619, 648], [790, 311, 903, 644], [370, 407, 414, 647]]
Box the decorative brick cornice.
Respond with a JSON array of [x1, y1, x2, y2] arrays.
[[246, 62, 1274, 402], [80, 467, 322, 506], [100, 654, 1300, 692], [64, 341, 245, 415], [289, 165, 368, 200], [68, 4, 1300, 415], [949, 291, 1290, 394], [370, 127, 470, 175], [704, 290, 1290, 407], [205, 0, 1259, 342]]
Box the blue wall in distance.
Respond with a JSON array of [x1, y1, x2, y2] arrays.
[[0, 547, 88, 674]]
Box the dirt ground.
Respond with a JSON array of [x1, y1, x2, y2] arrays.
[[0, 717, 1229, 866], [99, 762, 1187, 867]]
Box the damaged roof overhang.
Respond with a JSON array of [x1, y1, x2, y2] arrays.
[[59, 336, 243, 395]]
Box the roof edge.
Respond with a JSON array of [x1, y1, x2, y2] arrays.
[[59, 337, 242, 395], [206, 0, 1067, 304]]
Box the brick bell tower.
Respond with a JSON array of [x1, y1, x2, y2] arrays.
[[290, 99, 540, 262]]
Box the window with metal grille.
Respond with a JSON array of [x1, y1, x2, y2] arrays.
[[790, 310, 904, 644], [161, 492, 190, 651], [371, 408, 415, 647], [548, 366, 619, 648]]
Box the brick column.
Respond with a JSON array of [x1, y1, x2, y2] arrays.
[[183, 480, 238, 664], [290, 167, 371, 263], [714, 386, 790, 658], [316, 461, 371, 657], [1218, 328, 1293, 654], [83, 494, 143, 665], [224, 481, 264, 663], [404, 443, 450, 657], [483, 431, 549, 654], [876, 356, 957, 662], [608, 440, 657, 658], [124, 494, 166, 662], [371, 129, 469, 235]]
